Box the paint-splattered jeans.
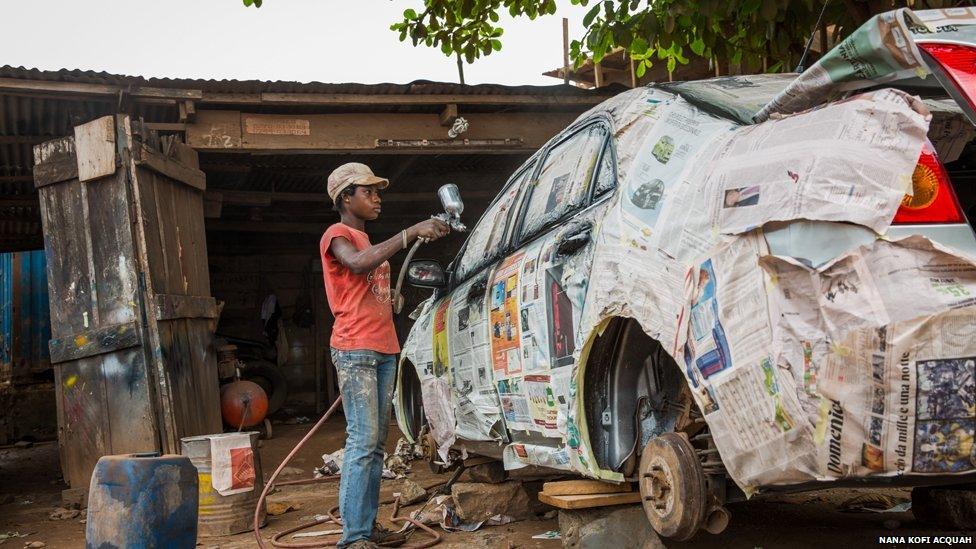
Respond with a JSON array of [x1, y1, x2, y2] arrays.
[[330, 348, 397, 547]]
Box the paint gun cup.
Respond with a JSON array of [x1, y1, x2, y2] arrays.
[[436, 183, 466, 232]]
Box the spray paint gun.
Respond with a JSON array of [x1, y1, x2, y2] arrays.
[[393, 184, 467, 313], [433, 183, 467, 233]]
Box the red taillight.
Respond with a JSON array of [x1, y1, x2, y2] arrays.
[[917, 42, 976, 113], [892, 142, 964, 224]]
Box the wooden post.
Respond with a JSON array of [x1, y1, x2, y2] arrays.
[[629, 53, 637, 88], [562, 17, 570, 85]]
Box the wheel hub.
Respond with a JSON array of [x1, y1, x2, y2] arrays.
[[637, 432, 709, 541], [642, 458, 674, 514]]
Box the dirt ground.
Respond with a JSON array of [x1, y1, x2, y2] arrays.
[[0, 416, 968, 548]]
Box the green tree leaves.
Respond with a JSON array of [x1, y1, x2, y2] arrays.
[[244, 0, 960, 80]]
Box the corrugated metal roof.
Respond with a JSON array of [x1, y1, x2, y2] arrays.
[[0, 65, 618, 98]]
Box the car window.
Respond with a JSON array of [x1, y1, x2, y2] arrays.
[[455, 162, 536, 282], [593, 140, 616, 196], [518, 124, 607, 241]]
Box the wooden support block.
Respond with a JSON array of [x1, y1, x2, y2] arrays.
[[538, 491, 642, 510], [73, 116, 117, 183], [439, 103, 458, 127], [542, 479, 632, 496], [179, 100, 196, 123]]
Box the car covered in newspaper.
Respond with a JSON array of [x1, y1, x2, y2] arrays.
[[395, 7, 976, 540]]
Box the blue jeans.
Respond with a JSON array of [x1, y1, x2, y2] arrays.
[[330, 348, 397, 547]]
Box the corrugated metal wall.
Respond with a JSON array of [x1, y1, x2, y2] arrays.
[[1, 250, 51, 384]]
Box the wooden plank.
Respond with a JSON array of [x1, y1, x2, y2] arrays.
[[542, 480, 632, 497], [187, 111, 576, 152], [48, 321, 141, 364], [143, 123, 187, 132], [212, 189, 494, 205], [33, 159, 78, 188], [237, 91, 610, 107], [0, 77, 201, 101], [73, 116, 117, 182], [134, 144, 206, 191], [538, 491, 642, 510], [186, 110, 241, 149], [33, 136, 78, 187]]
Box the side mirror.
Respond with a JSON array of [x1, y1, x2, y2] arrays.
[[406, 259, 447, 289]]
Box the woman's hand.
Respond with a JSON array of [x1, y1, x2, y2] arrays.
[[409, 218, 450, 242]]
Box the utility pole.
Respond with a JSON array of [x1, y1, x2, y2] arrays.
[[562, 17, 570, 85]]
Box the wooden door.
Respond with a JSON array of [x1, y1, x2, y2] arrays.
[[34, 115, 221, 488]]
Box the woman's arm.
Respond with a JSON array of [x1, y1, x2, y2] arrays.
[[329, 218, 450, 275]]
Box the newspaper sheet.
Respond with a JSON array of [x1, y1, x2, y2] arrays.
[[755, 7, 976, 122]]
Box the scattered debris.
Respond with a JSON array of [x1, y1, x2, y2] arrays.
[[531, 530, 560, 540], [282, 417, 310, 425], [410, 494, 512, 533], [396, 479, 428, 506], [383, 453, 410, 479], [0, 532, 29, 543], [393, 437, 424, 461], [313, 448, 414, 480], [313, 449, 343, 478], [48, 507, 80, 521], [266, 501, 301, 516], [0, 494, 15, 505]]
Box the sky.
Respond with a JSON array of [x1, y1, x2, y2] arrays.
[[0, 0, 589, 86]]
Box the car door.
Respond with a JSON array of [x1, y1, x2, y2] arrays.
[[436, 160, 539, 445], [488, 119, 617, 469]]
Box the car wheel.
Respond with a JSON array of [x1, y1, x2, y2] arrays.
[[638, 432, 708, 541]]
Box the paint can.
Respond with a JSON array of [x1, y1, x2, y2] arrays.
[[181, 432, 267, 537], [85, 452, 198, 549]]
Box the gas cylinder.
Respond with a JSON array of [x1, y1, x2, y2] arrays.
[[220, 380, 269, 428], [85, 453, 198, 548]]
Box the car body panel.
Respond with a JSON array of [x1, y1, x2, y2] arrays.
[[396, 8, 976, 493]]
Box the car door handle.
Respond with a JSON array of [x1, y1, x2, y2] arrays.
[[555, 223, 592, 256]]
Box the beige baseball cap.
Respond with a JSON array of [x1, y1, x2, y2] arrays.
[[327, 162, 390, 202]]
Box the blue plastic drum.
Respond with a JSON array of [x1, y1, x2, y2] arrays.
[[85, 452, 198, 549]]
